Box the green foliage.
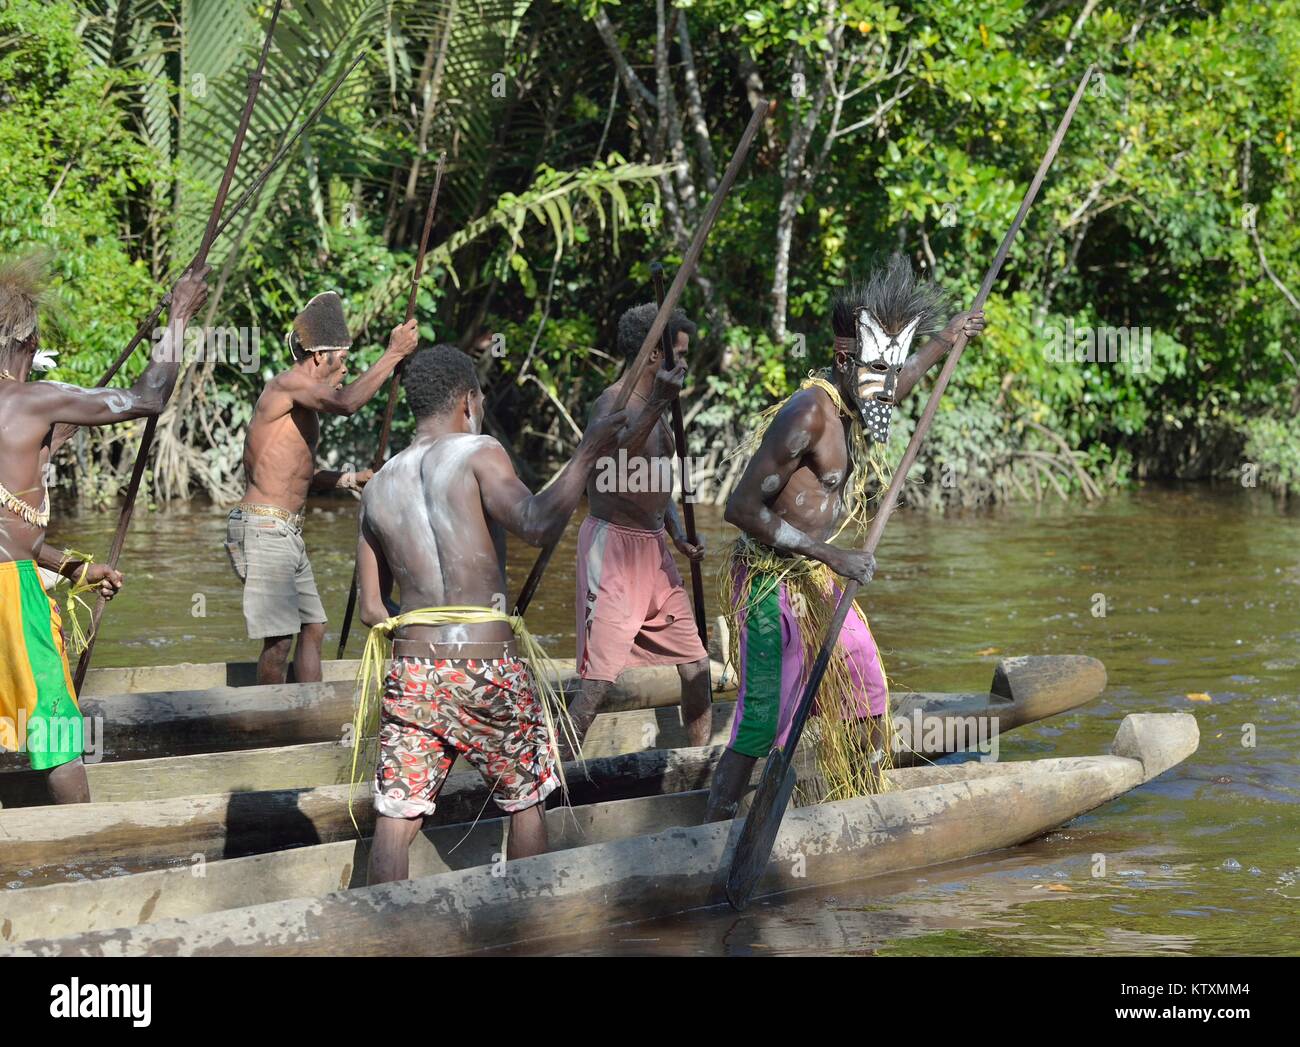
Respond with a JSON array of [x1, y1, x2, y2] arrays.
[[1243, 414, 1300, 496], [0, 0, 160, 383], [4, 0, 1299, 503]]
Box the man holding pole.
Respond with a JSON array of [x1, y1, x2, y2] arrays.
[[721, 70, 1091, 910], [567, 302, 710, 751], [705, 255, 984, 821], [353, 344, 627, 880], [225, 291, 418, 686], [0, 253, 209, 802]]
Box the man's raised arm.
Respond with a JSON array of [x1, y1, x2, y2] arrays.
[[283, 320, 419, 417], [44, 267, 209, 435], [474, 410, 627, 547], [895, 309, 985, 402], [602, 364, 685, 453]]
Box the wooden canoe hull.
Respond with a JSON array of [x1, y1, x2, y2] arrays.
[[0, 655, 1106, 807], [0, 714, 1199, 956], [68, 660, 734, 763], [0, 792, 711, 945], [0, 732, 1141, 945]]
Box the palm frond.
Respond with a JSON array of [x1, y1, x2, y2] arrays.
[[354, 159, 670, 327]]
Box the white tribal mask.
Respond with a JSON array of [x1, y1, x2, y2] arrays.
[[853, 307, 921, 443]]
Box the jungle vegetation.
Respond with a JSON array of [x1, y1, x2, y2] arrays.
[[2, 0, 1297, 508]]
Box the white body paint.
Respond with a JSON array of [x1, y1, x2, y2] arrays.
[[772, 520, 808, 549], [363, 431, 498, 621]]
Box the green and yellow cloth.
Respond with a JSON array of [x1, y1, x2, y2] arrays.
[[0, 559, 83, 769]]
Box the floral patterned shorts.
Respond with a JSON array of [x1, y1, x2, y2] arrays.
[[373, 655, 558, 819]]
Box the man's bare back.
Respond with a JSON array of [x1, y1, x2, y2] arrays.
[[356, 343, 626, 645], [361, 432, 509, 613]]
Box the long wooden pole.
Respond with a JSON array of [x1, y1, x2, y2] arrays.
[[72, 1, 286, 693], [650, 261, 709, 657], [512, 99, 774, 618], [79, 53, 366, 395], [724, 65, 1096, 911], [336, 153, 447, 658]]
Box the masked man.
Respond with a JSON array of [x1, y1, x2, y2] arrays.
[[227, 291, 418, 685], [706, 255, 984, 819], [0, 251, 208, 801]]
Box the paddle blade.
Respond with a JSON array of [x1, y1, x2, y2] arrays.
[[725, 754, 798, 911]]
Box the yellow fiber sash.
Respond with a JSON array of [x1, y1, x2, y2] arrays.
[[348, 606, 578, 830], [45, 550, 98, 657]]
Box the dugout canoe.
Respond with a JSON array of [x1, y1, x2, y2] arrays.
[[0, 655, 1106, 808], [0, 743, 997, 943], [20, 659, 737, 766], [0, 713, 1199, 956], [0, 745, 721, 887], [71, 615, 740, 696]]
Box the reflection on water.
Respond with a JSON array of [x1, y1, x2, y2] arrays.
[[47, 483, 1300, 955]]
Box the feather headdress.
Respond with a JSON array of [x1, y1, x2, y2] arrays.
[[0, 249, 51, 354], [831, 253, 952, 345]]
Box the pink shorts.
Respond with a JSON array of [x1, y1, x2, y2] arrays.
[[729, 567, 888, 758], [575, 516, 709, 682]]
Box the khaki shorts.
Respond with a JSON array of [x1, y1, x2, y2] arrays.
[[224, 508, 327, 640]]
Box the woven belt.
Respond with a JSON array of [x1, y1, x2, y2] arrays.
[[236, 502, 305, 529], [391, 637, 519, 662]]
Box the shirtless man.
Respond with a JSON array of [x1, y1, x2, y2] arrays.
[[227, 290, 418, 685], [568, 302, 709, 750], [706, 255, 984, 819], [355, 343, 626, 882], [0, 252, 208, 802]]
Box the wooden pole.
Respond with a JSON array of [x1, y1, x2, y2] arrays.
[[371, 152, 447, 471], [512, 99, 774, 618], [72, 1, 287, 693], [81, 54, 367, 394], [724, 65, 1096, 911], [650, 261, 709, 657], [336, 153, 447, 658]]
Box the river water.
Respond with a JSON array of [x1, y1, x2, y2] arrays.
[[48, 484, 1300, 956]]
